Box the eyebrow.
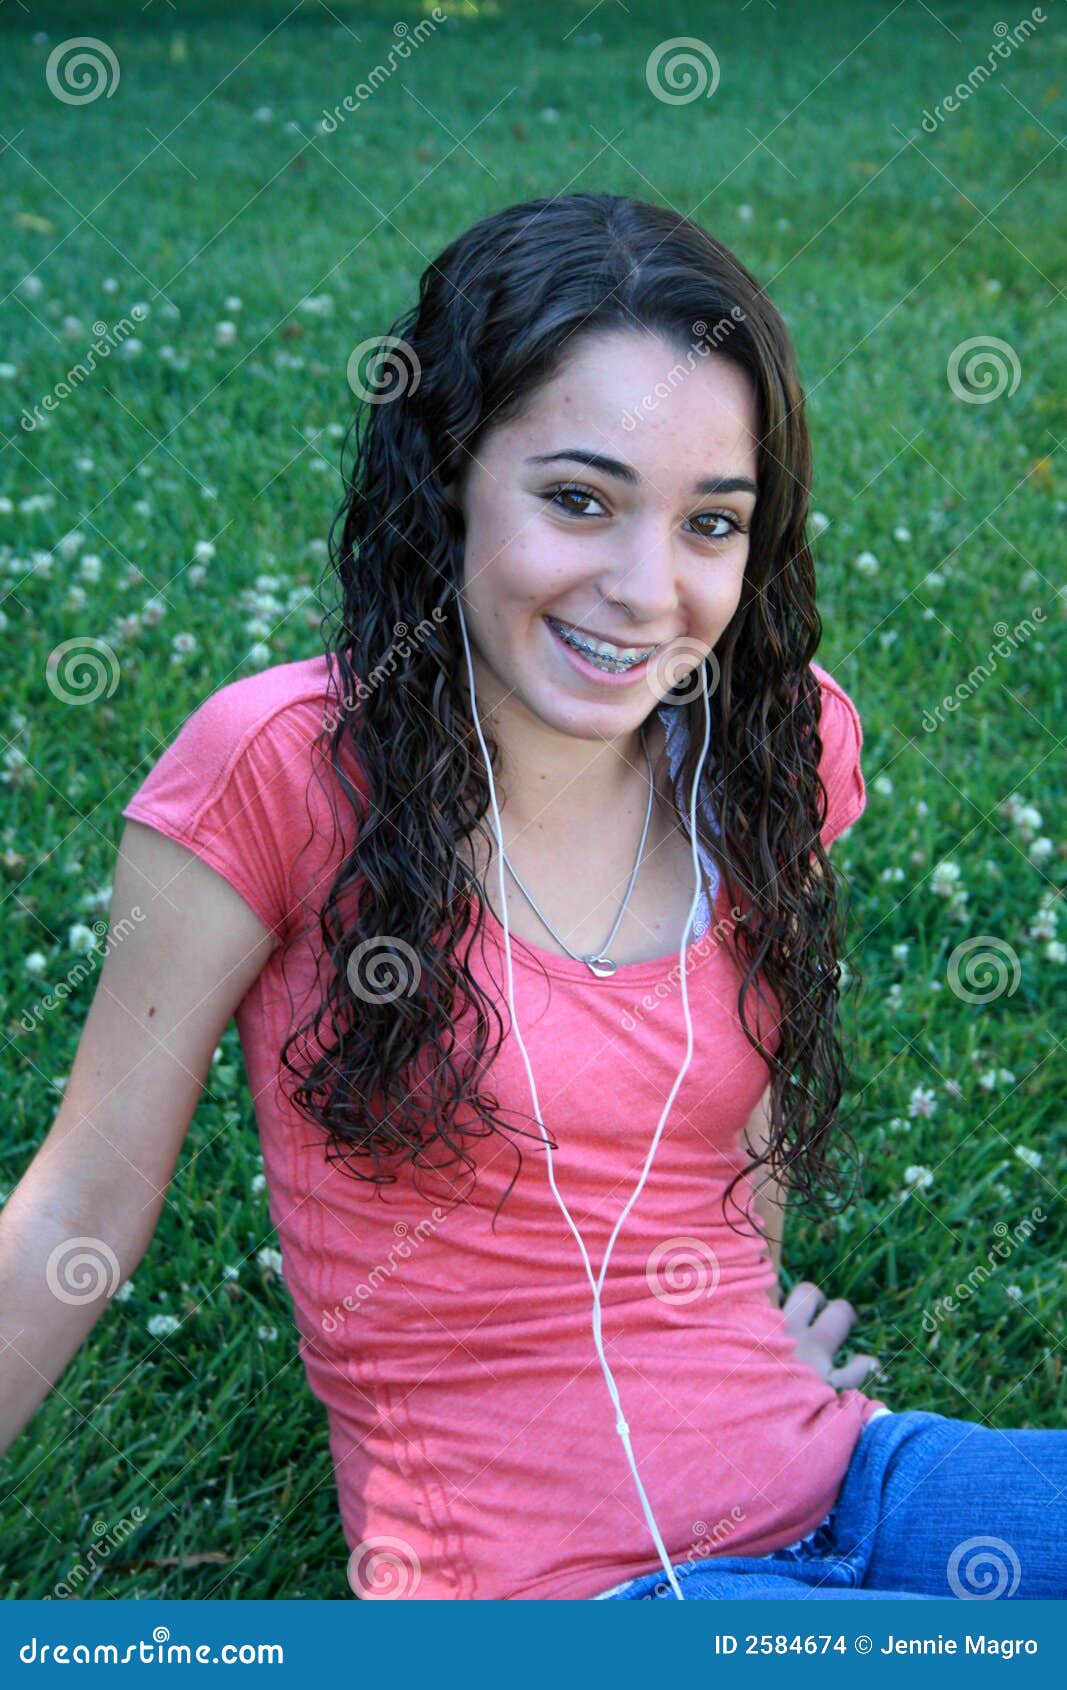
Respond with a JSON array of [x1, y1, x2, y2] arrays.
[[526, 448, 758, 498]]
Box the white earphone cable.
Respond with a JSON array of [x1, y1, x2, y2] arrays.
[[457, 597, 714, 1603]]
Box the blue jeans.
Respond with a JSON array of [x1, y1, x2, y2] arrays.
[[593, 1408, 1067, 1600]]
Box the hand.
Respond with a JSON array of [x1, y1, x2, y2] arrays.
[[781, 1280, 880, 1390]]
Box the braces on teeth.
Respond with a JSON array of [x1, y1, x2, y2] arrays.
[[549, 618, 655, 670]]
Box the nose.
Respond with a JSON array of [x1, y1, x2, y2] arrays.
[[597, 513, 681, 634]]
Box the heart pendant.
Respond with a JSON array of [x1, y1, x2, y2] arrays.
[[585, 954, 618, 979]]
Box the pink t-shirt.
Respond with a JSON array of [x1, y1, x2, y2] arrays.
[[121, 651, 887, 1601]]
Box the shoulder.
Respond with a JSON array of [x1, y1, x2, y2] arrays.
[[807, 661, 867, 849]]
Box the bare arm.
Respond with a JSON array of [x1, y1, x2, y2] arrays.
[[743, 1083, 786, 1306], [0, 820, 279, 1458]]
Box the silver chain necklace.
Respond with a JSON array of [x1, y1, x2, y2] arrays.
[[497, 722, 655, 979]]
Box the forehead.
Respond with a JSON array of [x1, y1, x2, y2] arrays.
[[495, 327, 759, 478]]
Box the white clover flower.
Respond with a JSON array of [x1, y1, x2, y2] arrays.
[[738, 203, 754, 222], [855, 550, 880, 574], [246, 642, 272, 667], [114, 1279, 135, 1301], [903, 1164, 934, 1190], [880, 865, 905, 883], [893, 525, 912, 542], [1016, 805, 1043, 836], [930, 860, 962, 897], [891, 942, 910, 963], [141, 597, 166, 627], [809, 511, 830, 537], [873, 774, 893, 796], [1046, 939, 1067, 963], [193, 539, 215, 562], [1005, 1283, 1022, 1301], [222, 1265, 240, 1280], [147, 1313, 181, 1338], [1028, 837, 1054, 863], [67, 922, 97, 953], [1015, 1145, 1042, 1171], [215, 321, 237, 346], [925, 570, 946, 590], [224, 295, 243, 313], [251, 1173, 267, 1196], [25, 950, 48, 976], [257, 1324, 278, 1342], [944, 1079, 963, 1098], [915, 798, 929, 817], [908, 1085, 937, 1118], [170, 632, 198, 660], [257, 1247, 284, 1277], [78, 554, 102, 582]]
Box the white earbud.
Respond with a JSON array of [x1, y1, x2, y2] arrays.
[[456, 594, 714, 1603]]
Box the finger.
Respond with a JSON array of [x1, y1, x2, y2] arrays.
[[827, 1354, 878, 1390], [782, 1281, 827, 1330], [808, 1298, 858, 1353]]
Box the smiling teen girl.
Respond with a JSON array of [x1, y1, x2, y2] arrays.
[[3, 194, 1064, 1602]]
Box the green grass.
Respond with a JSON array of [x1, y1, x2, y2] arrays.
[[2, 0, 1065, 1598]]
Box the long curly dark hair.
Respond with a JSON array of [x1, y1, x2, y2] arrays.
[[278, 191, 863, 1236]]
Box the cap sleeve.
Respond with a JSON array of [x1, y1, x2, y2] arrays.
[[810, 662, 867, 850], [120, 680, 307, 943]]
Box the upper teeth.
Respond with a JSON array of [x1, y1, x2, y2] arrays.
[[549, 618, 657, 661]]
